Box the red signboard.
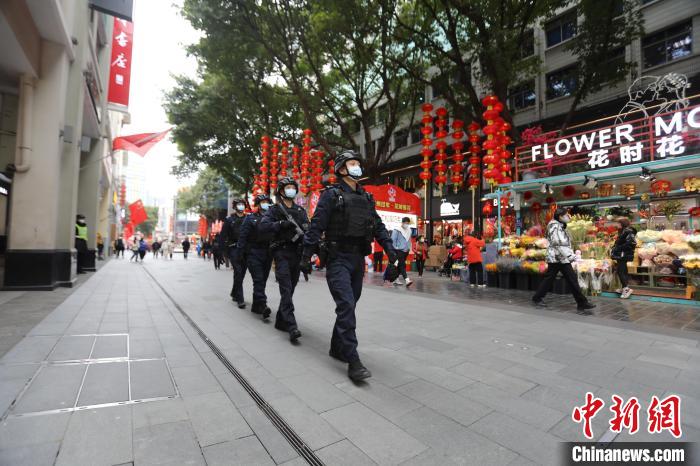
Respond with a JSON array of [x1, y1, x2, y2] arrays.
[[515, 104, 700, 180], [107, 18, 134, 108]]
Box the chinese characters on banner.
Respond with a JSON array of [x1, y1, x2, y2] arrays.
[[107, 18, 134, 108], [516, 105, 700, 175], [572, 392, 682, 439]]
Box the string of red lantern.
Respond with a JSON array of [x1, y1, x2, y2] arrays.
[[312, 150, 324, 192], [260, 135, 270, 193], [328, 159, 336, 184], [450, 119, 465, 193], [418, 103, 434, 184], [433, 107, 449, 193], [300, 129, 312, 195], [467, 122, 481, 190], [291, 145, 300, 181], [280, 141, 289, 177], [481, 95, 502, 186], [497, 120, 513, 185], [270, 139, 279, 191]]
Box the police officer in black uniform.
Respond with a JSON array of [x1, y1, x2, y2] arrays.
[[260, 177, 309, 342], [238, 194, 273, 320], [222, 198, 248, 308], [301, 151, 397, 381]]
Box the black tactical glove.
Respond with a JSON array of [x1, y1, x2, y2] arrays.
[[299, 255, 312, 276], [279, 220, 295, 231], [386, 248, 398, 265]]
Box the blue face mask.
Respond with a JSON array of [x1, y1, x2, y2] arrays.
[[236, 204, 245, 212], [347, 165, 362, 178], [284, 188, 297, 198], [260, 203, 270, 211]]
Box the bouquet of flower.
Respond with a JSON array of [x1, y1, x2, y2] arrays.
[[660, 229, 687, 244], [520, 236, 537, 247], [509, 247, 526, 258], [534, 238, 549, 249], [523, 248, 547, 260], [669, 242, 692, 257], [568, 216, 594, 245], [495, 257, 519, 273], [681, 254, 700, 271], [653, 254, 675, 266], [637, 230, 663, 243], [485, 263, 498, 273], [637, 245, 657, 261], [655, 242, 672, 255], [688, 235, 700, 252]]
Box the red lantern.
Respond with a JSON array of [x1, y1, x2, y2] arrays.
[[562, 185, 576, 198], [531, 202, 542, 212], [651, 179, 671, 196], [420, 104, 434, 186], [482, 202, 493, 216], [523, 191, 533, 201], [280, 141, 289, 177], [689, 207, 700, 218], [433, 108, 449, 192]]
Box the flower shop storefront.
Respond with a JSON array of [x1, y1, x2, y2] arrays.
[[485, 102, 700, 303]]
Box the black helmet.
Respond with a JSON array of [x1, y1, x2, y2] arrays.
[[334, 150, 362, 175], [232, 198, 246, 206], [277, 176, 298, 194], [254, 194, 271, 205]]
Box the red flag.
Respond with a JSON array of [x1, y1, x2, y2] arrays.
[[113, 129, 170, 156], [128, 200, 148, 225], [123, 222, 134, 240]]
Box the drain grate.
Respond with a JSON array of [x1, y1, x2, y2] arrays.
[[144, 267, 324, 466]]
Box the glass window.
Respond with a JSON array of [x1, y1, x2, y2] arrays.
[[431, 73, 449, 100], [642, 21, 692, 68], [518, 30, 535, 59], [377, 104, 388, 125], [508, 81, 536, 110], [394, 128, 409, 148], [546, 66, 578, 99], [410, 125, 421, 145], [545, 11, 577, 47]]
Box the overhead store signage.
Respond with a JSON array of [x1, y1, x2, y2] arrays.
[[107, 18, 134, 108], [516, 103, 700, 176], [89, 0, 133, 22]]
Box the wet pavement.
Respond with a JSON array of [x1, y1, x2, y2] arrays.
[[358, 270, 700, 334]]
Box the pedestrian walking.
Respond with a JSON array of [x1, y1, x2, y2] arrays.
[[260, 178, 308, 342], [532, 208, 596, 314], [463, 231, 486, 287], [212, 233, 223, 269], [181, 238, 190, 259], [138, 238, 147, 261], [301, 150, 397, 381], [151, 239, 160, 259], [222, 198, 249, 308], [96, 233, 104, 260], [129, 237, 139, 262], [390, 217, 414, 287], [372, 241, 384, 273], [115, 238, 125, 258], [238, 194, 273, 320], [414, 235, 428, 277], [75, 214, 89, 274], [161, 239, 173, 260], [611, 217, 637, 299]]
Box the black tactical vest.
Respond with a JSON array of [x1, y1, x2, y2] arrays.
[[226, 214, 245, 244], [325, 187, 374, 242], [271, 203, 309, 244], [249, 212, 272, 247]]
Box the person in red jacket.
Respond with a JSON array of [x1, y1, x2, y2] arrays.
[[414, 235, 428, 277], [448, 241, 463, 261], [463, 231, 486, 287]]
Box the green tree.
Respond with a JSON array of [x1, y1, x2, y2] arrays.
[[125, 205, 159, 238], [175, 167, 231, 222]]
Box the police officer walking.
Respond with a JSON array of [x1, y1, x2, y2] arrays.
[[301, 151, 397, 381], [222, 199, 248, 308], [260, 178, 308, 342], [238, 194, 273, 320]]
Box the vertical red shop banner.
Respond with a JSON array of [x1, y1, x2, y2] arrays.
[[107, 18, 134, 108]]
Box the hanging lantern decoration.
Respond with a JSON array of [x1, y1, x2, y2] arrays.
[[260, 135, 270, 193], [291, 145, 300, 181], [328, 159, 336, 184], [579, 192, 591, 200], [300, 129, 312, 195], [683, 176, 699, 192], [562, 185, 576, 198], [523, 191, 533, 201], [531, 202, 542, 213], [482, 201, 493, 217], [689, 207, 700, 218], [280, 141, 289, 177], [597, 183, 613, 197], [433, 107, 449, 193], [620, 184, 636, 197], [651, 179, 671, 196], [449, 119, 465, 193], [481, 95, 502, 186], [252, 175, 261, 197], [419, 103, 434, 184], [312, 150, 324, 192], [270, 138, 279, 192], [496, 119, 513, 185], [467, 121, 481, 190]]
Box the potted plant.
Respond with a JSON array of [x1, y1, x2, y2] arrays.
[[485, 263, 499, 287], [495, 257, 517, 289]]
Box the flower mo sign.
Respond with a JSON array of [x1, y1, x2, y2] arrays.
[[516, 103, 700, 177]]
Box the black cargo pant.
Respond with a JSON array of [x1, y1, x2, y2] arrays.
[[247, 247, 273, 308], [326, 251, 365, 363], [229, 246, 247, 303], [532, 262, 587, 306], [273, 246, 301, 331]]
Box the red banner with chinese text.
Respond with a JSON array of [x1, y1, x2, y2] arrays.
[[107, 18, 134, 108]]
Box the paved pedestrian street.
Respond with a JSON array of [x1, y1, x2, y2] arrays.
[[0, 256, 698, 466]]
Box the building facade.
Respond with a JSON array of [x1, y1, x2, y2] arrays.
[[0, 0, 128, 289]]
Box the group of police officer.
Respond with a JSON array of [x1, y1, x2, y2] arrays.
[[220, 151, 398, 381]]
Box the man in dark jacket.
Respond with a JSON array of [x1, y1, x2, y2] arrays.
[[222, 199, 249, 308], [238, 194, 274, 319], [612, 217, 637, 299], [260, 178, 309, 342]]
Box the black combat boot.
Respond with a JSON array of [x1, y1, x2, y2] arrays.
[[262, 305, 271, 320], [289, 328, 301, 342], [237, 301, 246, 309], [251, 302, 263, 314], [348, 360, 371, 381]]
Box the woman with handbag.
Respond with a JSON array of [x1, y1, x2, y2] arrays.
[[611, 217, 637, 299]]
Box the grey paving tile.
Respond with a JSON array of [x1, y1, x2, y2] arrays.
[[170, 364, 221, 397], [47, 335, 95, 361], [458, 382, 566, 431], [335, 380, 422, 422], [402, 334, 457, 352], [280, 373, 353, 413], [202, 436, 275, 466], [91, 334, 128, 359], [469, 411, 561, 465], [132, 398, 189, 429], [451, 361, 536, 396], [130, 359, 176, 399], [615, 360, 681, 389], [129, 338, 165, 359], [0, 441, 60, 466], [0, 363, 40, 381], [163, 345, 206, 368], [13, 364, 86, 414], [321, 402, 427, 465], [503, 364, 599, 394], [1, 336, 60, 363], [0, 377, 31, 414], [395, 406, 518, 466], [396, 379, 492, 427], [316, 439, 377, 466], [548, 409, 611, 442], [55, 405, 132, 466], [77, 361, 129, 406], [557, 359, 627, 387], [0, 413, 70, 450], [268, 394, 344, 451], [183, 391, 252, 447], [133, 420, 205, 465], [239, 405, 299, 464]]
